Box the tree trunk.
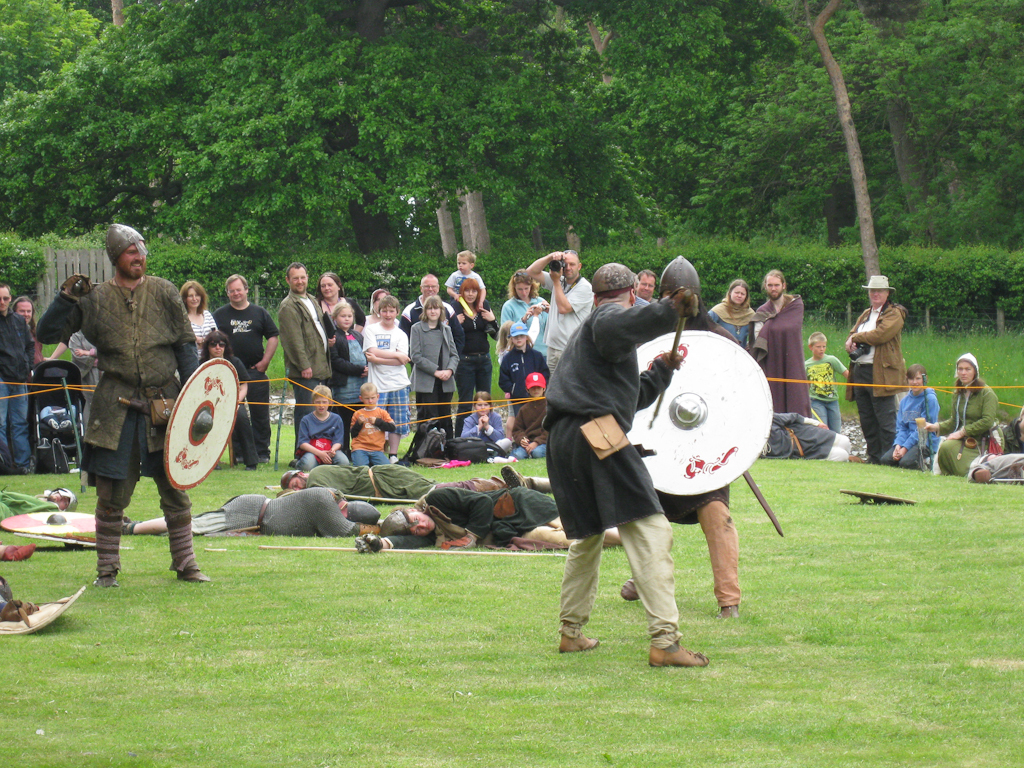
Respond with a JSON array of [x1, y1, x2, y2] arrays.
[[531, 226, 545, 252], [566, 227, 581, 252], [459, 191, 491, 253], [436, 202, 459, 257], [806, 0, 880, 278], [586, 20, 615, 85], [348, 197, 397, 254], [111, 0, 124, 26]]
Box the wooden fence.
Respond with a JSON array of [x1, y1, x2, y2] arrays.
[[36, 249, 113, 308]]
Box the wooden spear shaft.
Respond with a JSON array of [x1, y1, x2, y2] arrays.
[[258, 545, 566, 557]]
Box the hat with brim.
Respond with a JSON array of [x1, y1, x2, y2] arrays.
[[509, 322, 529, 337], [862, 275, 894, 292]]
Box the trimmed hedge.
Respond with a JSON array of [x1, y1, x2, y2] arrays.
[[15, 231, 1024, 321]]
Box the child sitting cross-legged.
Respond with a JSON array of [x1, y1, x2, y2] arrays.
[[295, 385, 350, 471], [350, 382, 397, 467], [510, 372, 548, 461]]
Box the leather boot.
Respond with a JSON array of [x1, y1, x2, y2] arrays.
[[559, 634, 600, 653], [649, 643, 709, 667]]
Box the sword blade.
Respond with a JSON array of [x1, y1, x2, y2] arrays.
[[743, 470, 784, 537]]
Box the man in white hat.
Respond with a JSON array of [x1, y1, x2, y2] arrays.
[[845, 275, 907, 464]]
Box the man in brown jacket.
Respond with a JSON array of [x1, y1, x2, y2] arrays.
[[845, 275, 906, 464], [277, 262, 331, 454]]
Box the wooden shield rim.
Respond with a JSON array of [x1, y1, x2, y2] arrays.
[[164, 359, 239, 490]]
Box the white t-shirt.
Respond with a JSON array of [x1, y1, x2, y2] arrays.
[[363, 324, 411, 392], [537, 273, 593, 351], [445, 270, 486, 293]]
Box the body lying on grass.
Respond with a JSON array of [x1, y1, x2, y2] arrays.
[[125, 487, 381, 538], [280, 463, 531, 498], [355, 487, 621, 551]]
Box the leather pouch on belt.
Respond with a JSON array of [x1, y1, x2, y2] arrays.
[[580, 414, 631, 460], [149, 395, 175, 426], [492, 491, 515, 519]]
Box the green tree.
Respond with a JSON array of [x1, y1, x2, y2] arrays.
[[0, 0, 100, 99]]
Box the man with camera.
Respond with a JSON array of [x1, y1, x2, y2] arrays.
[[845, 275, 906, 464], [525, 250, 593, 375]]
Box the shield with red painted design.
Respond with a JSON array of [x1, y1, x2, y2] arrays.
[[164, 358, 239, 490], [628, 330, 772, 495], [1, 511, 96, 543]]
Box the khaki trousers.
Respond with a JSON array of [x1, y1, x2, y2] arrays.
[[696, 501, 740, 608], [559, 514, 681, 649]]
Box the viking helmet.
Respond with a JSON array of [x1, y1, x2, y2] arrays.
[[44, 488, 77, 512], [105, 223, 148, 264], [659, 257, 701, 298], [591, 263, 636, 296], [380, 510, 412, 537]]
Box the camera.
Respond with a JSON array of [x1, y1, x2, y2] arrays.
[[848, 342, 871, 362], [549, 260, 564, 272]]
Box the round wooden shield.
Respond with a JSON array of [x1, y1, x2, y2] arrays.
[[0, 586, 86, 635], [164, 359, 239, 490], [629, 331, 773, 495], [1, 511, 96, 539]]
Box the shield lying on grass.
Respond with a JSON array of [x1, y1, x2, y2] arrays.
[[2, 511, 96, 545], [0, 585, 86, 635], [840, 489, 916, 505]]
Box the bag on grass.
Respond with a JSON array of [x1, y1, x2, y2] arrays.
[[445, 436, 490, 463]]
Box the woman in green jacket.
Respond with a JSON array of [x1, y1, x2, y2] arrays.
[[926, 353, 998, 476]]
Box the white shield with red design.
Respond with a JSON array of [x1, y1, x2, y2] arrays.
[[164, 359, 239, 489], [629, 331, 772, 495]]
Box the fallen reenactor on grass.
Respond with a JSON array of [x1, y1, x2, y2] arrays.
[[967, 453, 1024, 484], [124, 487, 381, 538], [761, 412, 854, 462], [353, 486, 621, 552], [280, 464, 545, 498]]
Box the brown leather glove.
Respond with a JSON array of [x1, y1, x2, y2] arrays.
[[354, 534, 384, 553], [1, 599, 39, 623], [60, 274, 93, 300], [668, 287, 699, 318]]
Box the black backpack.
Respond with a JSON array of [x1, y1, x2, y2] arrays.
[[403, 425, 447, 464]]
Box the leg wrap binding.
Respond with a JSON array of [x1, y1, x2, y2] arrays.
[[94, 509, 124, 577], [165, 510, 198, 573]]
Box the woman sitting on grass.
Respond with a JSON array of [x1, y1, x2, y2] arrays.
[[925, 353, 998, 476]]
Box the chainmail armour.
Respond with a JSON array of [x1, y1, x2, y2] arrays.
[[218, 488, 360, 537]]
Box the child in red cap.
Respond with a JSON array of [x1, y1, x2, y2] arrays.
[[511, 372, 548, 460]]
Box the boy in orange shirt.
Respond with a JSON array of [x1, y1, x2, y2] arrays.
[[350, 383, 396, 466]]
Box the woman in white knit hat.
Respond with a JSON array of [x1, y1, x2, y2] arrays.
[[925, 352, 998, 475]]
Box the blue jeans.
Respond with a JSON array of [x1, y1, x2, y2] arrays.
[[810, 398, 841, 433], [511, 444, 547, 461], [0, 380, 30, 468], [352, 450, 390, 467], [296, 449, 350, 472]]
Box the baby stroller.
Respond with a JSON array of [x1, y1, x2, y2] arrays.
[[29, 360, 86, 475]]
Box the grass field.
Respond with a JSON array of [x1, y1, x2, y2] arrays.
[[4, 451, 1024, 767]]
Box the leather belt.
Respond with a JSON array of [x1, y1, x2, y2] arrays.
[[256, 497, 272, 529], [366, 467, 381, 498]]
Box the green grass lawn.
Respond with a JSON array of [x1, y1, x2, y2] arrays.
[[4, 455, 1024, 767]]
